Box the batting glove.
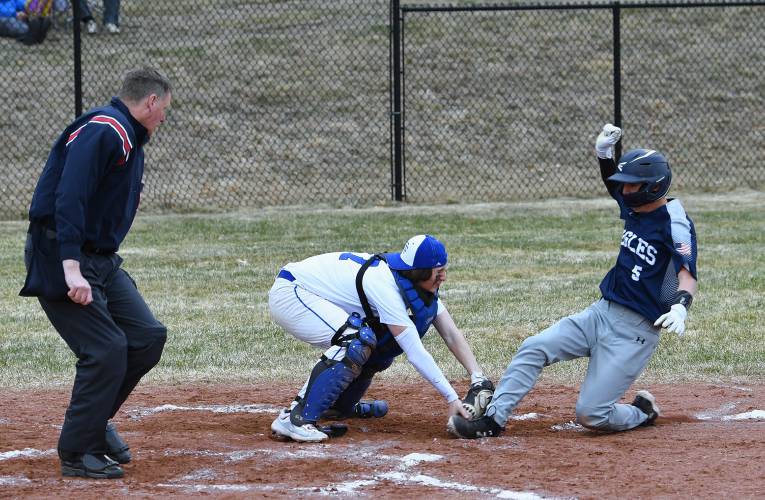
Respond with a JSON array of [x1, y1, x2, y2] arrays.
[[595, 123, 622, 159], [654, 304, 688, 336]]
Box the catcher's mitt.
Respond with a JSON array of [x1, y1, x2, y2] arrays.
[[461, 379, 495, 420]]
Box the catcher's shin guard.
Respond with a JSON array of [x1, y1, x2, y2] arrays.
[[291, 315, 377, 426], [327, 355, 395, 417]]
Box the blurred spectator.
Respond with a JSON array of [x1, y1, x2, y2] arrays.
[[77, 0, 120, 35], [0, 0, 28, 38], [0, 0, 52, 45]]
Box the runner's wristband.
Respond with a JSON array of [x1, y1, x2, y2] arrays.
[[674, 290, 693, 310]]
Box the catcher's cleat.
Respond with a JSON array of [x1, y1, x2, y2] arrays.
[[60, 453, 124, 479], [632, 390, 661, 426], [271, 410, 328, 442], [323, 399, 389, 420], [447, 414, 503, 439], [105, 422, 131, 464]]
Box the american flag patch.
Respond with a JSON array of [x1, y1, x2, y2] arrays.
[[675, 242, 692, 256]]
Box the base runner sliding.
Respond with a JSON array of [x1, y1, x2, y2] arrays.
[[449, 124, 698, 438]]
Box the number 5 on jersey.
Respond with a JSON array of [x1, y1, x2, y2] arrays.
[[631, 265, 642, 281]]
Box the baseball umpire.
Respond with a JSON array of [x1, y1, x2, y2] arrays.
[[448, 124, 698, 438], [268, 234, 492, 442], [20, 67, 171, 478]]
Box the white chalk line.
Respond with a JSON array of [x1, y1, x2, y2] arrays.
[[721, 410, 765, 421], [179, 468, 217, 481], [695, 402, 765, 421], [156, 483, 260, 492], [164, 446, 336, 462], [0, 448, 56, 461], [377, 471, 547, 499], [128, 403, 278, 418], [0, 475, 32, 486], [510, 412, 542, 421], [517, 405, 765, 427], [162, 448, 550, 498], [508, 412, 585, 432], [551, 421, 586, 432]]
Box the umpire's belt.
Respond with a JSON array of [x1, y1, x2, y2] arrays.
[[277, 269, 296, 282]]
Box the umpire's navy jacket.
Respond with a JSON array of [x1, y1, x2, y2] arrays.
[[22, 97, 148, 299]]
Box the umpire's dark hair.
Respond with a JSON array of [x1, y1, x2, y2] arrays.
[[118, 66, 172, 103]]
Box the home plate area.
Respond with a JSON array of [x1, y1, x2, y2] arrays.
[[1, 383, 763, 498]]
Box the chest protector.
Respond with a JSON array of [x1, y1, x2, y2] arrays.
[[355, 254, 439, 359]]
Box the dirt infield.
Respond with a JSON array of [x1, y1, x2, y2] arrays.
[[1, 382, 763, 498]]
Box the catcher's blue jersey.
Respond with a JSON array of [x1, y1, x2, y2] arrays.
[[599, 183, 698, 323]]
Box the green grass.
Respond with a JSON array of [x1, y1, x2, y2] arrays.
[[1, 191, 764, 388]]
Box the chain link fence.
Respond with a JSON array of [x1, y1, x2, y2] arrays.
[[1, 1, 763, 219], [400, 1, 765, 202], [0, 0, 392, 219]]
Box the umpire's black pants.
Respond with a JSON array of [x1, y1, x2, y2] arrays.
[[37, 253, 167, 455]]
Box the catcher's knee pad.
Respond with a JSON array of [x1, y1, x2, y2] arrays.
[[345, 325, 376, 367], [292, 314, 377, 425], [331, 313, 377, 369]]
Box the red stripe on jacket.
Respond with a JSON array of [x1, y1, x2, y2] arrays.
[[91, 115, 133, 162], [66, 115, 134, 164]]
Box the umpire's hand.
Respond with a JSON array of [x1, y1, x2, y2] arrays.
[[63, 259, 93, 305]]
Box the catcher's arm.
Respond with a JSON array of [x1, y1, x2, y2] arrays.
[[388, 323, 470, 418], [432, 310, 483, 378]]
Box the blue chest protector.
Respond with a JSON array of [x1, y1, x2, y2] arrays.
[[355, 254, 439, 361]]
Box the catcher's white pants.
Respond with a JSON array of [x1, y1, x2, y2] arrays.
[[269, 276, 352, 404], [487, 298, 660, 431], [268, 276, 347, 353]]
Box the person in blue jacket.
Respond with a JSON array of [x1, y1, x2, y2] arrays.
[[21, 66, 172, 479], [448, 124, 698, 439]]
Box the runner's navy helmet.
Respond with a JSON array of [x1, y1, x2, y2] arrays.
[[608, 149, 672, 207]]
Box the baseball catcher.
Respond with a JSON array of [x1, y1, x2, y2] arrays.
[[448, 124, 698, 438], [268, 234, 493, 442]]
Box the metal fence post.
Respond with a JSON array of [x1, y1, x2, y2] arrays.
[[73, 0, 83, 118], [612, 1, 622, 160], [390, 0, 404, 201]]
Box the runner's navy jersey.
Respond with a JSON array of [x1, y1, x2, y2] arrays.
[[597, 158, 698, 322]]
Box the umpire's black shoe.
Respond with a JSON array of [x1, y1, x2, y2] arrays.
[[60, 453, 124, 479], [447, 414, 503, 439], [632, 390, 661, 426], [105, 422, 131, 464]]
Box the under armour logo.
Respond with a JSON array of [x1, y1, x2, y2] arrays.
[[635, 337, 646, 344]]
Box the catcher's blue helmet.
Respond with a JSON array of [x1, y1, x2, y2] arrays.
[[608, 149, 672, 207], [386, 234, 447, 271]]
